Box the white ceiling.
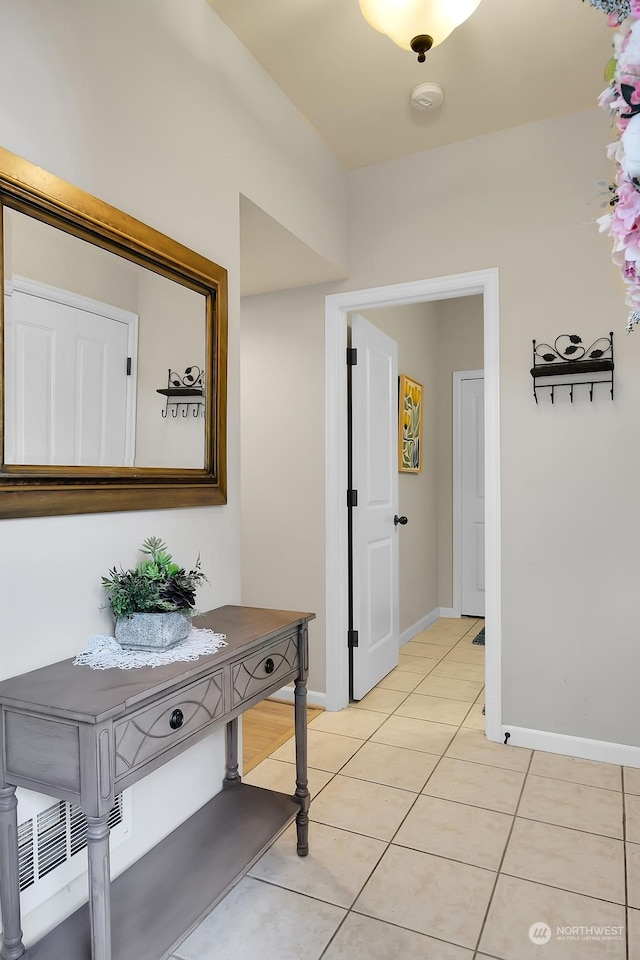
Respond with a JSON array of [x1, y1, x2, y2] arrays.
[[214, 0, 613, 296], [207, 0, 612, 170]]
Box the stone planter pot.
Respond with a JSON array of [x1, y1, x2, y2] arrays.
[[115, 612, 191, 651]]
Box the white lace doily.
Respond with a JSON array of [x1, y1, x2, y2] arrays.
[[74, 627, 227, 670]]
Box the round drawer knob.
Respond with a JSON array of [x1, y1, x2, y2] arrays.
[[264, 658, 275, 675], [169, 708, 184, 730]]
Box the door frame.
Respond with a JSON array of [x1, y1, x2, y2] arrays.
[[324, 268, 501, 744], [452, 369, 485, 619]]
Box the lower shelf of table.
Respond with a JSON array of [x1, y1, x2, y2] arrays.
[[28, 783, 300, 960]]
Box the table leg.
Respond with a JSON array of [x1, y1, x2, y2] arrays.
[[86, 814, 112, 960], [0, 787, 27, 960], [294, 674, 309, 857], [223, 719, 241, 787]]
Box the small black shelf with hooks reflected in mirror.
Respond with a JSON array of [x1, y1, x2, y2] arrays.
[[156, 366, 205, 418]]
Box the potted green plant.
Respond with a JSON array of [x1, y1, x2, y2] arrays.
[[102, 537, 208, 651]]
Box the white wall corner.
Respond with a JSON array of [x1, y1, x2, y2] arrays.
[[438, 607, 458, 619], [400, 609, 440, 647], [502, 725, 640, 768]]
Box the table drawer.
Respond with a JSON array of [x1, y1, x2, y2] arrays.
[[232, 632, 299, 707], [114, 672, 224, 779]]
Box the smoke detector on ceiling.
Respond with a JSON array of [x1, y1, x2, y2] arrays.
[[410, 82, 444, 112]]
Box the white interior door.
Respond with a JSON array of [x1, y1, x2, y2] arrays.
[[351, 314, 399, 699], [4, 280, 135, 466], [460, 374, 485, 616]]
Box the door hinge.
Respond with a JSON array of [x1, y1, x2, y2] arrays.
[[348, 629, 359, 648], [126, 357, 132, 376], [347, 489, 358, 508], [346, 347, 358, 366]]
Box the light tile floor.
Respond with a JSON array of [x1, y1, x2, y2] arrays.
[[170, 617, 638, 960]]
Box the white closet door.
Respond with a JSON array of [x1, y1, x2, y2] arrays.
[[5, 287, 131, 466]]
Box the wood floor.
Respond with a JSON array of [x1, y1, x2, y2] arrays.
[[242, 699, 323, 773]]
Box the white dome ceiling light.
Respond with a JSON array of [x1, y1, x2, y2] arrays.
[[359, 0, 482, 62], [410, 81, 444, 112]]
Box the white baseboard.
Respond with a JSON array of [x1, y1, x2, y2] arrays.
[[270, 686, 326, 709], [501, 724, 640, 769], [400, 608, 440, 647], [439, 607, 458, 619]]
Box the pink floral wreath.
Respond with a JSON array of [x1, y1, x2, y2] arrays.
[[593, 0, 640, 328]]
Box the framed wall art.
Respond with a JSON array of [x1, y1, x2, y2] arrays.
[[398, 374, 422, 473]]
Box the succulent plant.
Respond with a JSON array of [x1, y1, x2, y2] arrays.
[[102, 537, 208, 620]]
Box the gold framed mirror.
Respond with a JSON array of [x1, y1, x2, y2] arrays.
[[0, 147, 227, 518]]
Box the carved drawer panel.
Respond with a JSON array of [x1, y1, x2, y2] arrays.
[[114, 672, 224, 779], [232, 633, 299, 707]]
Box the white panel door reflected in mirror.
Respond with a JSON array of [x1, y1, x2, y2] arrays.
[[3, 209, 206, 469]]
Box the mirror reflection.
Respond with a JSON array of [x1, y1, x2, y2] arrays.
[[3, 209, 206, 469]]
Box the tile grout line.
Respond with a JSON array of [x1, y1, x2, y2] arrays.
[[458, 618, 482, 641], [499, 810, 623, 840], [307, 759, 627, 868], [195, 618, 632, 958], [316, 683, 481, 960], [317, 679, 484, 951], [303, 720, 632, 793], [394, 702, 477, 728], [259, 622, 632, 955], [331, 635, 488, 959], [253, 815, 631, 910], [286, 649, 498, 827], [313, 681, 453, 960], [253, 621, 515, 958], [312, 658, 481, 957], [386, 676, 484, 701], [246, 872, 362, 958], [493, 871, 626, 909], [399, 649, 445, 660], [471, 746, 535, 956], [252, 621, 484, 957], [623, 764, 630, 960], [353, 684, 415, 713], [307, 683, 433, 790], [315, 912, 351, 960]]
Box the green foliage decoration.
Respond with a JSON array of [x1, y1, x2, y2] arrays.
[[102, 537, 208, 620]]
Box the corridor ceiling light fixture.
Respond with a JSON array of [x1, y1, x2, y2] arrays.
[[359, 0, 482, 62]]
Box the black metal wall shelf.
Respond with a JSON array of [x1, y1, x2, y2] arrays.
[[156, 366, 205, 418], [530, 334, 614, 403]]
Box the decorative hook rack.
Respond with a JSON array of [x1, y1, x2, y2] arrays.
[[530, 333, 614, 404], [156, 366, 205, 418]]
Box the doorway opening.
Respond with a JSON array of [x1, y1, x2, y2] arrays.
[[324, 269, 501, 743]]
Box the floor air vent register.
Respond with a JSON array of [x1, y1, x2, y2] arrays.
[[16, 792, 129, 913]]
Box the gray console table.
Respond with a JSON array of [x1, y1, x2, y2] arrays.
[[0, 605, 313, 960]]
